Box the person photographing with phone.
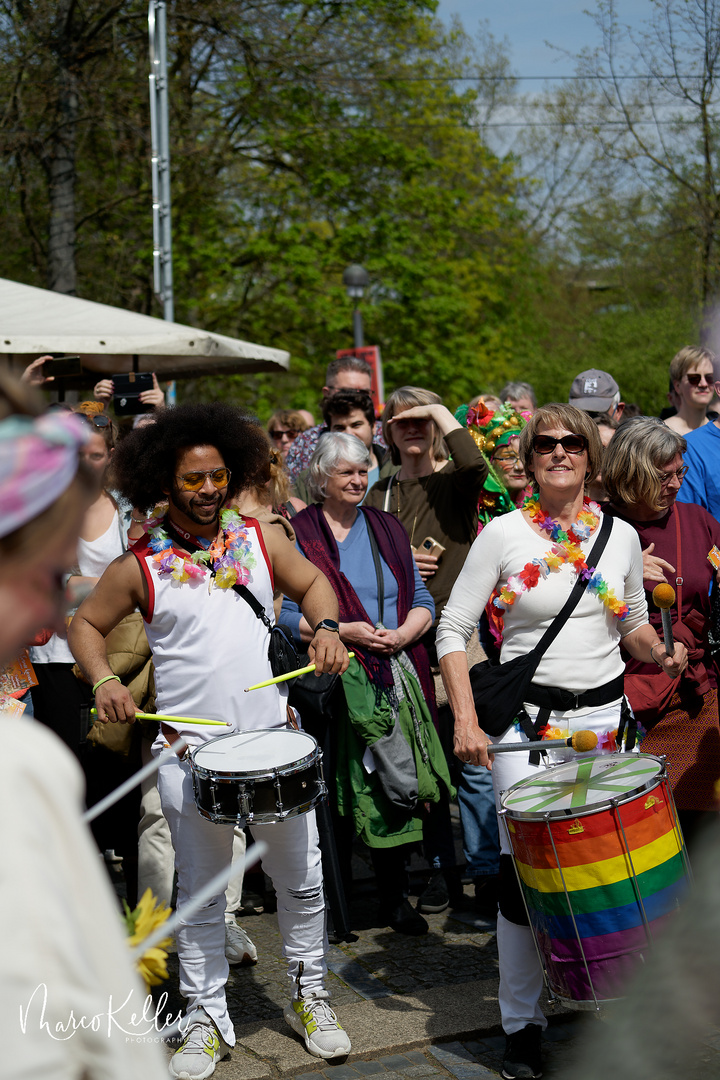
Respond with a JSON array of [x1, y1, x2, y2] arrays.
[[364, 387, 487, 913]]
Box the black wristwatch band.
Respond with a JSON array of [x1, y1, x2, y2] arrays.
[[314, 619, 340, 634]]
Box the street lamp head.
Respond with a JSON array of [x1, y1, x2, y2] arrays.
[[342, 263, 369, 300]]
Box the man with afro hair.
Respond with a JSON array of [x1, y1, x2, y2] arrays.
[[69, 402, 352, 1076]]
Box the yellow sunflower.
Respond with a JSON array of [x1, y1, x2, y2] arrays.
[[123, 887, 173, 993]]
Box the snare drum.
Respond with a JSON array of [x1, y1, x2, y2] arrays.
[[500, 753, 690, 1009], [190, 728, 325, 825]]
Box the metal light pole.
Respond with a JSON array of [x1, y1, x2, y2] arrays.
[[342, 264, 369, 349], [148, 1, 174, 323]]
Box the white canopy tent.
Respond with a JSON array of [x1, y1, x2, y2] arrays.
[[0, 278, 289, 381]]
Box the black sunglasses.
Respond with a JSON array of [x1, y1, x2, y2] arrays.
[[685, 373, 715, 387], [77, 413, 111, 428], [532, 434, 587, 455]]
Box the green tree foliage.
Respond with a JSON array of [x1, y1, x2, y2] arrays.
[[0, 1, 534, 416]]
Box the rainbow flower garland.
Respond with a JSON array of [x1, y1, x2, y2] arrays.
[[148, 509, 256, 588], [493, 496, 629, 620]]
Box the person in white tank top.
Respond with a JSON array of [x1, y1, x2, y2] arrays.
[[69, 403, 352, 1075]]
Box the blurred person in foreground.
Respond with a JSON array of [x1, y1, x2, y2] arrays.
[[0, 373, 168, 1079], [603, 417, 720, 848], [437, 404, 685, 1080], [282, 433, 451, 935]]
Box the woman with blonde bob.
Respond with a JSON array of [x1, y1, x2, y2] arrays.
[[436, 403, 686, 1079], [603, 416, 720, 844]]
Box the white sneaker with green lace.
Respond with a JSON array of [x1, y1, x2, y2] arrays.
[[283, 990, 351, 1059], [169, 1007, 231, 1079]]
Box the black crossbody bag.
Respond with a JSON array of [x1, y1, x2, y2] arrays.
[[469, 513, 614, 738]]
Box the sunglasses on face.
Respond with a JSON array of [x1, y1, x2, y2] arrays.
[[175, 468, 231, 491], [685, 373, 715, 387], [269, 429, 297, 441], [532, 434, 587, 455], [78, 413, 111, 428]]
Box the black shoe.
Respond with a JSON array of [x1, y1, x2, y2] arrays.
[[474, 874, 500, 919], [416, 871, 449, 914], [502, 1024, 543, 1079], [380, 898, 429, 935]]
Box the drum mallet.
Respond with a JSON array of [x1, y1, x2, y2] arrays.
[[488, 729, 598, 754], [652, 583, 676, 658]]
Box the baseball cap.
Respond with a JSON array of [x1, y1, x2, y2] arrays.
[[568, 369, 620, 412]]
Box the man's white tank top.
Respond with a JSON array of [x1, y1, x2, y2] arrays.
[[134, 517, 287, 746]]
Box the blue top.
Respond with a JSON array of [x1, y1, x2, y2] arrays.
[[676, 421, 720, 519], [281, 509, 435, 644]]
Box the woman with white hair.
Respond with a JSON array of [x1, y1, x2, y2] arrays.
[[282, 433, 453, 935]]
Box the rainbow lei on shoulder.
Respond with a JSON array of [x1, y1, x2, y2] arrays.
[[493, 496, 629, 620], [148, 509, 256, 588]]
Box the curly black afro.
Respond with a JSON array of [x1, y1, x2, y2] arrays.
[[111, 402, 270, 513]]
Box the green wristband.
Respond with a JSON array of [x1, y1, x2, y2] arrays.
[[92, 674, 121, 694]]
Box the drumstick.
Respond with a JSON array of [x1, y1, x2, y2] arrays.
[[82, 739, 187, 823], [244, 652, 355, 692], [90, 708, 230, 727], [652, 583, 676, 658], [488, 730, 598, 755]]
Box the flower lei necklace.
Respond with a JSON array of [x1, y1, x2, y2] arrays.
[[493, 495, 629, 620], [148, 509, 256, 589]]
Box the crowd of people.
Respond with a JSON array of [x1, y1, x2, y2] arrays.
[[4, 344, 720, 1080]]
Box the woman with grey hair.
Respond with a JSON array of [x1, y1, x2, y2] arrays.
[[282, 432, 453, 936], [603, 415, 720, 844]]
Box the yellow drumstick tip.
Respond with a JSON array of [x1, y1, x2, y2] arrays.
[[570, 730, 598, 753], [652, 583, 676, 609]]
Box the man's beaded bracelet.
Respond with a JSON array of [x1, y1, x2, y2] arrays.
[[92, 674, 121, 694]]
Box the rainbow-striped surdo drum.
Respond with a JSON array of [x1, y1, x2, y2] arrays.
[[499, 753, 690, 1010]]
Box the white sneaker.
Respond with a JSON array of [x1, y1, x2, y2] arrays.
[[283, 990, 351, 1060], [224, 920, 258, 966], [169, 1007, 230, 1080]]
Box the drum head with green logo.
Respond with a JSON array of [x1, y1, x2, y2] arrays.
[[500, 753, 664, 820]]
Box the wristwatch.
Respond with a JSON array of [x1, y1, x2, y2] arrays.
[[314, 619, 340, 634]]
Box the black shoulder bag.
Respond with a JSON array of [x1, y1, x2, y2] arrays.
[[469, 513, 614, 737]]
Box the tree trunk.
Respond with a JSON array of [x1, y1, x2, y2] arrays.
[[47, 63, 77, 295]]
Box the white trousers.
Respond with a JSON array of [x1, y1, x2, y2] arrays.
[[491, 701, 622, 1034], [157, 752, 327, 1044], [138, 739, 248, 912]]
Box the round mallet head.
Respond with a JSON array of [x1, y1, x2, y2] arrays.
[[569, 729, 599, 753], [652, 583, 676, 610]]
